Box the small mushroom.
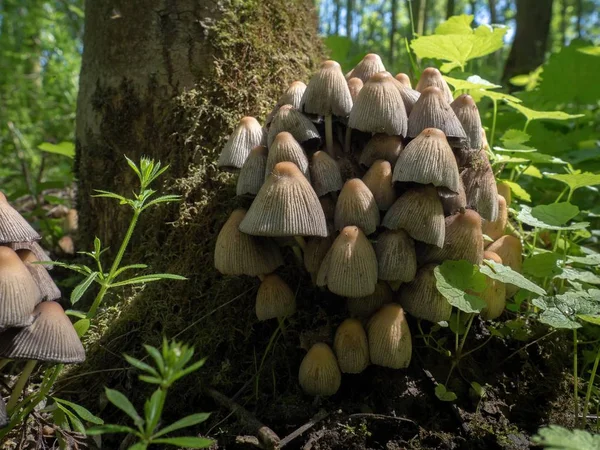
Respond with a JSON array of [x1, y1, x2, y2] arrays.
[[0, 192, 41, 243], [398, 264, 452, 323], [218, 116, 265, 170], [237, 145, 267, 197], [6, 241, 53, 269], [486, 235, 523, 298], [255, 274, 296, 321], [482, 195, 508, 242], [298, 343, 341, 396], [267, 105, 320, 149], [347, 77, 364, 102], [496, 181, 512, 207], [367, 303, 412, 369], [359, 134, 404, 168], [375, 229, 417, 284], [304, 235, 335, 275], [451, 94, 483, 150], [415, 67, 453, 104], [478, 251, 506, 320], [346, 53, 386, 83], [265, 132, 311, 182], [362, 160, 397, 211], [17, 250, 61, 301], [310, 151, 343, 197], [334, 179, 380, 235], [461, 150, 499, 221], [388, 73, 420, 115], [266, 81, 308, 127], [347, 281, 393, 317], [333, 318, 369, 374], [63, 208, 79, 234], [394, 73, 412, 88]]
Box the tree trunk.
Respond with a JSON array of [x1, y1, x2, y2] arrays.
[[576, 0, 583, 38], [335, 0, 341, 34], [561, 0, 568, 46], [488, 0, 498, 24], [346, 0, 354, 38], [470, 0, 477, 25], [502, 0, 554, 83], [417, 0, 427, 35], [446, 0, 455, 19], [390, 0, 398, 64]]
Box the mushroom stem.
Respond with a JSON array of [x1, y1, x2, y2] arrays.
[[0, 359, 10, 371], [7, 360, 37, 412], [294, 236, 307, 251], [257, 274, 265, 281], [344, 126, 352, 154], [291, 246, 304, 265], [324, 115, 334, 156]]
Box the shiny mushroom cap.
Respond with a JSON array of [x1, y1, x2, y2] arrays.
[[407, 87, 466, 142], [347, 77, 364, 102], [482, 195, 508, 242], [310, 151, 343, 197], [367, 303, 412, 369], [398, 264, 452, 323], [255, 274, 296, 321], [218, 116, 265, 170], [0, 192, 41, 243], [334, 318, 370, 374], [265, 132, 311, 182], [298, 343, 341, 396], [362, 160, 397, 211], [415, 67, 453, 103], [375, 229, 417, 283], [359, 134, 404, 168], [394, 73, 412, 88], [346, 53, 386, 83], [334, 179, 380, 235], [267, 105, 321, 149], [301, 60, 353, 117], [451, 94, 483, 150], [237, 145, 268, 197]]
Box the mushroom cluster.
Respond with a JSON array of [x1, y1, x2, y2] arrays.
[[215, 55, 521, 396], [0, 193, 85, 412]]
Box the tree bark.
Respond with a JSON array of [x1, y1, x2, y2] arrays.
[[390, 0, 398, 64], [576, 0, 583, 38], [488, 0, 498, 24], [346, 0, 354, 38], [417, 0, 428, 35], [446, 0, 455, 19], [335, 0, 341, 34], [502, 0, 554, 83]]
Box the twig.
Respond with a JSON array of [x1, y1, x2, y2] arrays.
[[347, 413, 417, 426], [279, 409, 329, 448]]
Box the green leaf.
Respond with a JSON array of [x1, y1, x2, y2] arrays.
[[38, 141, 75, 158], [171, 358, 207, 383], [531, 202, 579, 227], [479, 89, 522, 103], [506, 101, 584, 123], [113, 264, 149, 278], [322, 36, 353, 67], [470, 381, 485, 398], [533, 289, 600, 329], [145, 389, 164, 434], [499, 180, 531, 202], [71, 272, 98, 305], [533, 425, 600, 450], [55, 403, 86, 434], [443, 75, 501, 92], [65, 309, 87, 319], [435, 14, 474, 34], [546, 171, 600, 193], [53, 397, 104, 425], [500, 129, 530, 146], [434, 261, 487, 313], [124, 354, 159, 377], [86, 424, 138, 436], [105, 388, 144, 430], [578, 46, 600, 56], [578, 315, 600, 326], [555, 268, 600, 285], [434, 384, 457, 402], [567, 254, 600, 266], [152, 413, 211, 439], [480, 260, 546, 296], [73, 318, 90, 337], [144, 345, 165, 374], [110, 273, 187, 288], [152, 437, 214, 448], [92, 190, 128, 204], [516, 206, 589, 231], [522, 253, 562, 278]]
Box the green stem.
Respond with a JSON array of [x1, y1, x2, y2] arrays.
[[407, 0, 415, 38], [490, 99, 498, 149], [523, 119, 531, 133], [457, 315, 475, 358], [324, 115, 334, 156], [7, 360, 37, 411], [582, 345, 600, 425], [147, 388, 168, 436], [574, 329, 580, 426]]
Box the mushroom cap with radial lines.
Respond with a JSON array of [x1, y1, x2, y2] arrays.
[[265, 132, 311, 182], [334, 318, 370, 374], [0, 192, 41, 243], [362, 160, 397, 211], [451, 94, 483, 150], [301, 60, 353, 117], [415, 67, 453, 103], [407, 87, 466, 142], [0, 301, 85, 363], [237, 145, 267, 197], [214, 209, 283, 276], [0, 246, 41, 329], [482, 195, 507, 242], [18, 250, 61, 301], [367, 303, 412, 369], [347, 77, 363, 102], [395, 73, 412, 88], [440, 178, 467, 216], [240, 162, 328, 237], [334, 178, 380, 235], [304, 235, 335, 274], [218, 116, 265, 170], [478, 251, 506, 320], [392, 127, 460, 195], [316, 226, 378, 297], [255, 274, 296, 321], [348, 72, 408, 136], [278, 81, 307, 109], [398, 264, 452, 323], [347, 281, 393, 318], [359, 134, 404, 168], [346, 53, 386, 83], [486, 235, 523, 298], [298, 343, 341, 396], [461, 151, 499, 221], [267, 105, 320, 149], [388, 73, 420, 115], [310, 151, 343, 197], [6, 241, 53, 269], [375, 229, 417, 282], [382, 185, 445, 247]]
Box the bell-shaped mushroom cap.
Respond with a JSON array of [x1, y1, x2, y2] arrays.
[[375, 229, 417, 283], [382, 185, 445, 247], [393, 128, 460, 196], [265, 132, 311, 182], [240, 162, 328, 237], [6, 241, 53, 269], [304, 235, 335, 274], [346, 53, 386, 83], [347, 281, 392, 318], [0, 193, 41, 243], [279, 81, 307, 109], [482, 195, 507, 242], [348, 72, 408, 136], [360, 134, 404, 168], [398, 264, 452, 323], [0, 247, 41, 329], [420, 209, 484, 265], [441, 179, 467, 216], [451, 94, 483, 150], [486, 235, 522, 298], [310, 151, 343, 197], [478, 251, 506, 320], [255, 274, 296, 321], [218, 117, 265, 170], [317, 226, 378, 297], [334, 179, 380, 235], [461, 151, 499, 221], [298, 343, 341, 396], [334, 318, 369, 374], [395, 73, 412, 88], [0, 301, 85, 363], [267, 105, 321, 149], [415, 67, 453, 104], [237, 146, 267, 197], [496, 181, 511, 207], [407, 87, 467, 143], [347, 77, 364, 102], [18, 250, 61, 301], [214, 209, 283, 276], [367, 303, 412, 369], [301, 60, 353, 117], [0, 396, 7, 428], [362, 160, 396, 211], [388, 74, 420, 115], [63, 209, 79, 234]]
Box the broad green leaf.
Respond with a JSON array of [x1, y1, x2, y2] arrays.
[[322, 36, 353, 67], [38, 141, 75, 158], [522, 253, 562, 278], [434, 384, 457, 402], [500, 129, 530, 146], [533, 425, 600, 450], [129, 443, 148, 450], [498, 180, 530, 202], [493, 148, 567, 165], [531, 202, 579, 227], [533, 289, 600, 329], [53, 397, 104, 425], [470, 381, 485, 398], [546, 171, 600, 193], [479, 89, 522, 103], [443, 75, 501, 91], [516, 206, 588, 231], [152, 413, 211, 438], [555, 269, 600, 285], [104, 388, 144, 429], [435, 15, 474, 34], [480, 260, 546, 295], [73, 318, 90, 337], [579, 315, 600, 326], [55, 403, 86, 434], [492, 154, 530, 165], [522, 166, 543, 178], [87, 424, 138, 436], [506, 101, 584, 123], [567, 254, 600, 266], [434, 261, 487, 313], [152, 437, 214, 448], [110, 273, 187, 288], [578, 46, 600, 56], [65, 310, 86, 319], [145, 389, 164, 435], [71, 272, 98, 305]]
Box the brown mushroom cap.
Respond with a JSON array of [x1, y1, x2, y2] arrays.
[[388, 73, 421, 115], [359, 134, 404, 168], [478, 251, 506, 320], [298, 343, 341, 396], [265, 132, 311, 182], [486, 235, 523, 298], [347, 281, 393, 318], [333, 318, 370, 374], [496, 181, 512, 207], [482, 195, 508, 242], [362, 160, 397, 211], [346, 53, 386, 83], [451, 94, 483, 150], [347, 77, 364, 102], [0, 301, 85, 363], [461, 150, 499, 221], [398, 264, 452, 323], [279, 81, 307, 109], [407, 87, 467, 142], [218, 116, 265, 170], [255, 274, 296, 321], [267, 105, 321, 149], [440, 179, 467, 216], [0, 192, 41, 243], [214, 209, 283, 276], [395, 73, 412, 88], [367, 303, 412, 369], [240, 162, 328, 237], [310, 151, 343, 197], [237, 145, 267, 197], [334, 179, 380, 235], [17, 250, 61, 301], [301, 60, 353, 117], [6, 241, 53, 269], [415, 67, 453, 103], [375, 229, 417, 283]]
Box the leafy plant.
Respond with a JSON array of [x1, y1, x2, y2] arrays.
[[533, 425, 600, 450]]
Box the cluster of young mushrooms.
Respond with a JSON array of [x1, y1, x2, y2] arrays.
[[214, 54, 522, 396], [0, 193, 84, 426]]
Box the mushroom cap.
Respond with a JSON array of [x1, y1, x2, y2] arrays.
[[362, 160, 397, 211], [395, 73, 412, 88], [265, 132, 311, 182], [375, 229, 417, 283], [304, 235, 335, 274], [393, 127, 460, 195], [0, 301, 85, 363], [310, 151, 343, 197], [0, 192, 41, 243], [218, 116, 265, 170], [482, 195, 507, 242], [478, 251, 506, 320], [316, 226, 378, 297], [420, 209, 484, 265], [359, 134, 404, 168], [63, 209, 78, 234], [382, 185, 445, 247], [240, 162, 328, 237], [407, 87, 466, 141], [346, 53, 386, 83], [348, 72, 408, 136], [0, 396, 6, 428], [301, 60, 353, 117], [496, 181, 512, 207], [367, 303, 412, 369], [389, 74, 421, 115], [237, 145, 268, 197], [17, 250, 61, 301], [398, 264, 452, 323], [0, 246, 41, 329], [347, 77, 364, 102], [415, 67, 453, 103], [267, 105, 321, 149], [6, 241, 53, 269], [214, 209, 283, 276], [461, 150, 499, 221], [279, 81, 307, 109], [334, 318, 370, 374], [298, 343, 341, 396], [451, 94, 483, 150], [486, 235, 523, 298], [334, 179, 380, 235], [440, 179, 467, 216], [255, 274, 296, 321], [347, 281, 393, 318]]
